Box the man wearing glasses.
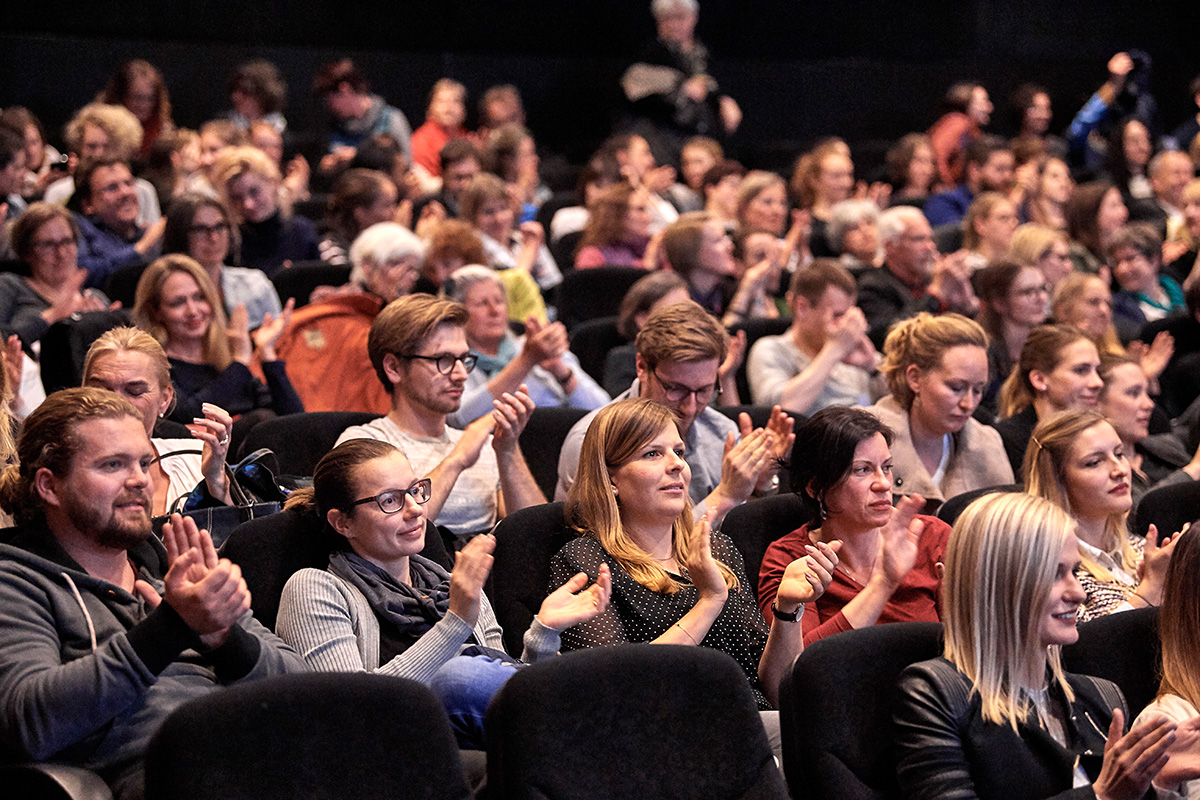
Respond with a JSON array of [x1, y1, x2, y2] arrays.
[[338, 293, 544, 542], [556, 300, 790, 527]]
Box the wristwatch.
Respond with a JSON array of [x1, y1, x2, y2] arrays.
[[771, 601, 801, 622]]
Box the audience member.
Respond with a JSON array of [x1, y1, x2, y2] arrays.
[[476, 84, 526, 142], [225, 59, 289, 133], [1107, 222, 1185, 329], [337, 294, 545, 539], [995, 323, 1103, 477], [574, 182, 656, 269], [444, 265, 608, 426], [1017, 156, 1073, 229], [312, 58, 413, 177], [924, 135, 1015, 226], [1008, 82, 1067, 156], [961, 191, 1019, 267], [885, 133, 937, 209], [0, 106, 63, 202], [1064, 180, 1129, 274], [700, 158, 745, 230], [868, 312, 1011, 503], [318, 168, 402, 265], [675, 135, 722, 211], [1008, 223, 1074, 294], [895, 490, 1180, 800], [975, 258, 1050, 413], [1025, 408, 1178, 621], [747, 259, 876, 414], [132, 254, 302, 429], [410, 79, 469, 179], [927, 81, 993, 191], [0, 388, 303, 800], [482, 123, 551, 214], [196, 118, 245, 184], [758, 407, 949, 643], [276, 438, 609, 748], [72, 155, 166, 286], [162, 192, 282, 329], [826, 199, 882, 272], [556, 301, 789, 525], [96, 59, 174, 161], [459, 172, 561, 291], [414, 138, 481, 220], [1104, 117, 1155, 203]]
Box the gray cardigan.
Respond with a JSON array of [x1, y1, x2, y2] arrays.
[[864, 395, 1014, 503], [276, 567, 560, 683]]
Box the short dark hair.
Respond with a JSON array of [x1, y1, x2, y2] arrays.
[[788, 407, 894, 519], [964, 135, 1010, 171], [313, 58, 367, 97], [0, 125, 24, 169], [701, 159, 746, 192], [1105, 222, 1161, 264], [73, 156, 130, 207], [440, 138, 481, 170]]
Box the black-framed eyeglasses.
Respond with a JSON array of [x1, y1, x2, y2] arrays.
[[652, 369, 719, 405], [188, 222, 231, 237], [403, 353, 478, 375], [352, 478, 432, 513]]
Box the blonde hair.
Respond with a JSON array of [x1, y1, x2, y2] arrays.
[[942, 491, 1077, 730], [1052, 273, 1123, 357], [1008, 223, 1068, 267], [1158, 526, 1200, 711], [566, 398, 737, 594], [64, 103, 143, 161], [210, 145, 284, 218], [880, 313, 989, 410], [83, 326, 174, 401], [1023, 409, 1136, 582], [998, 323, 1090, 418], [962, 191, 1012, 251], [735, 170, 786, 230], [132, 254, 233, 370]]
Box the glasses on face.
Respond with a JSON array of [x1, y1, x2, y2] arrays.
[[352, 478, 432, 514], [188, 222, 230, 237], [1014, 283, 1052, 298], [652, 369, 718, 405], [31, 237, 76, 254], [404, 353, 478, 375]]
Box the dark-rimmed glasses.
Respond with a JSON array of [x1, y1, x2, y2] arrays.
[[403, 353, 478, 375], [652, 369, 719, 405], [352, 478, 432, 513]]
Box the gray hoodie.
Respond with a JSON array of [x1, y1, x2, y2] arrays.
[[0, 525, 306, 798]]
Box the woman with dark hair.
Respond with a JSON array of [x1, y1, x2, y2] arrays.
[[928, 81, 992, 190], [277, 438, 611, 748], [885, 133, 937, 208], [459, 172, 561, 292], [317, 168, 400, 265], [1065, 181, 1129, 276], [482, 123, 550, 213], [895, 491, 1185, 800], [602, 271, 690, 397], [0, 203, 110, 346], [550, 397, 837, 714], [758, 406, 949, 646], [975, 259, 1050, 412], [226, 59, 289, 133], [663, 212, 770, 324], [1019, 157, 1074, 230], [1105, 117, 1155, 202], [163, 192, 282, 329], [132, 254, 302, 428], [995, 323, 1103, 477], [574, 182, 656, 269], [1025, 408, 1180, 621], [0, 106, 63, 201], [96, 59, 174, 160]]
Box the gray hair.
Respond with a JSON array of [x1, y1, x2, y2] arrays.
[[348, 222, 425, 286], [652, 0, 697, 17], [445, 264, 505, 304], [878, 206, 928, 246], [826, 199, 880, 253]]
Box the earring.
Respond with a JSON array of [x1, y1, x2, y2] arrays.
[[818, 494, 829, 521]]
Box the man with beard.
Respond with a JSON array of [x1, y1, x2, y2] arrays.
[[923, 135, 1016, 227], [0, 388, 304, 800], [857, 206, 979, 349], [337, 294, 544, 542], [73, 156, 165, 287]]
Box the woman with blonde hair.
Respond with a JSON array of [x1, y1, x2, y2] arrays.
[[211, 145, 320, 276], [1025, 408, 1179, 621], [1008, 223, 1074, 294], [896, 491, 1184, 800], [994, 323, 1102, 477], [82, 326, 234, 514], [550, 397, 838, 711], [869, 312, 1012, 504], [132, 253, 302, 429], [962, 191, 1019, 267]]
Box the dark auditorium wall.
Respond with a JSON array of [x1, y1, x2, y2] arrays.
[[3, 1, 1199, 175]]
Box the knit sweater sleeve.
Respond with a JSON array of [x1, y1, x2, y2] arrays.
[[275, 568, 475, 686]]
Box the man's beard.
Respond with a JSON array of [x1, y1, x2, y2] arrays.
[[64, 492, 152, 551]]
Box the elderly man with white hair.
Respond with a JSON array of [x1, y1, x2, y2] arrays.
[[274, 221, 424, 413], [622, 0, 741, 163], [444, 264, 608, 426]]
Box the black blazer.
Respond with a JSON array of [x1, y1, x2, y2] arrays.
[[894, 656, 1129, 800]]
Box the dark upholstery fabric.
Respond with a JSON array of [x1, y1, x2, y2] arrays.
[[233, 410, 377, 475], [1063, 606, 1160, 718], [517, 407, 591, 502], [727, 316, 791, 405], [567, 315, 623, 385], [935, 484, 1022, 527], [222, 505, 453, 631], [487, 501, 578, 656], [145, 673, 470, 800], [269, 260, 352, 308], [1, 764, 113, 800], [779, 621, 943, 800], [39, 309, 132, 395], [485, 644, 789, 800], [720, 492, 811, 603], [556, 266, 648, 330], [1131, 481, 1200, 543]]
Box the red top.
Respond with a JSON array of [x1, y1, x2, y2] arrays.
[[757, 515, 949, 646], [410, 121, 466, 177]]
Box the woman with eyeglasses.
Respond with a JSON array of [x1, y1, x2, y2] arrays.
[[277, 438, 611, 748], [162, 193, 282, 330], [975, 259, 1050, 417], [444, 265, 608, 426], [1, 203, 111, 347]]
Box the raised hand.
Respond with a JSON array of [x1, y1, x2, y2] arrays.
[[226, 304, 253, 365], [1093, 710, 1176, 800], [537, 563, 612, 632], [491, 385, 535, 454], [186, 402, 234, 504], [775, 540, 841, 611], [717, 427, 776, 505], [447, 533, 496, 628], [251, 298, 295, 361], [874, 494, 926, 590], [687, 516, 730, 605]]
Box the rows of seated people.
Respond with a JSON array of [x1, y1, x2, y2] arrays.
[[2, 3, 1200, 798]]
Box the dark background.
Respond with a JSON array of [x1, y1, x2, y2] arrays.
[[3, 1, 1199, 179]]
